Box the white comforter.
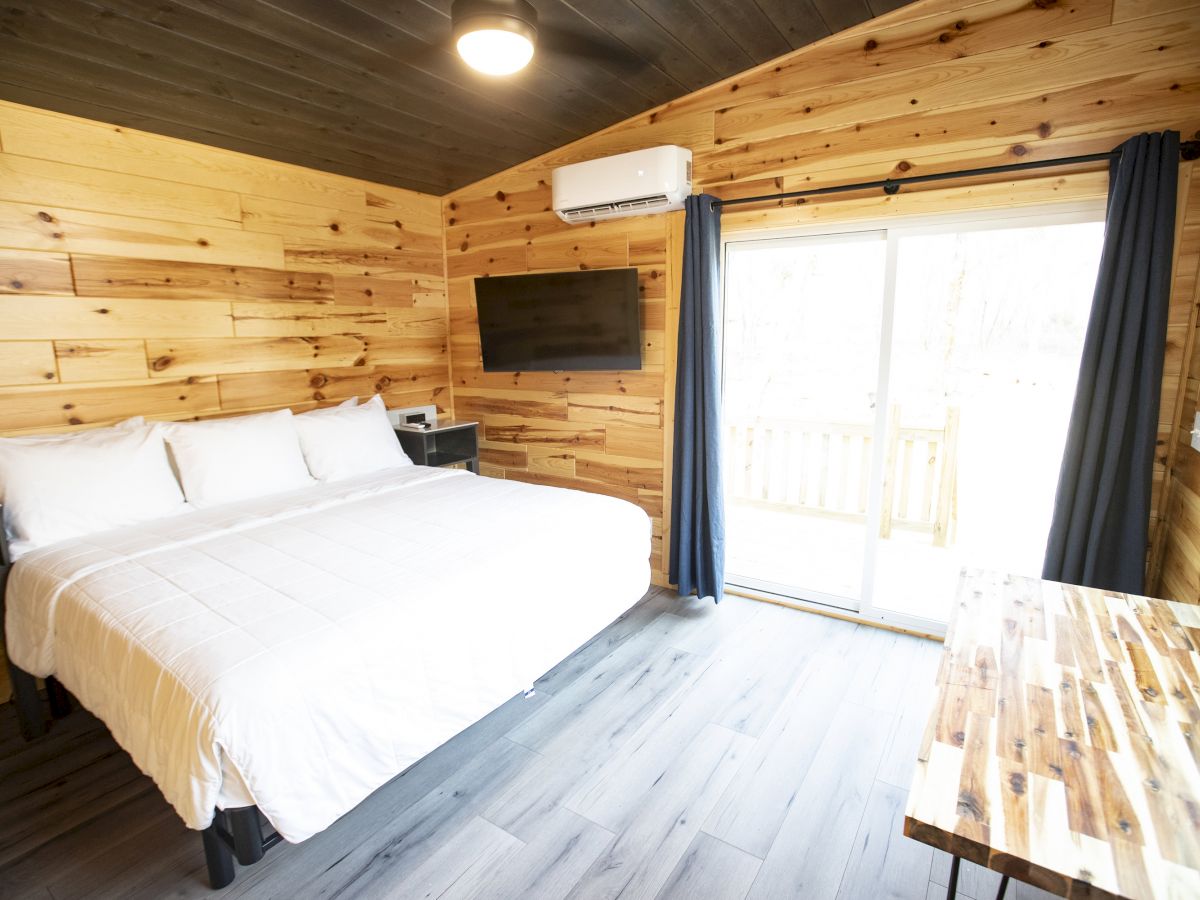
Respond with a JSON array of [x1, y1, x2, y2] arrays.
[[4, 467, 650, 842]]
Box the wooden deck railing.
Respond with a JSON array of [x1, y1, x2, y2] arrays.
[[724, 406, 959, 545]]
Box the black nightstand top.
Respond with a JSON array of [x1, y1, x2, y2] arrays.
[[393, 418, 478, 434]]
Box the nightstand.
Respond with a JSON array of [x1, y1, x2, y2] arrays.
[[394, 420, 479, 474]]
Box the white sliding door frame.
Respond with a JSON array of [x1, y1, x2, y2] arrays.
[[719, 199, 1107, 638]]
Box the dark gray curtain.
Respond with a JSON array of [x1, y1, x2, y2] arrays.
[[1043, 131, 1180, 594], [670, 194, 725, 602]]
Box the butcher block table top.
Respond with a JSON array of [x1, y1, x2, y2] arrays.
[[904, 570, 1200, 899]]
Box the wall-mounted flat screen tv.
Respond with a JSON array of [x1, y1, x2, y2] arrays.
[[475, 268, 642, 372]]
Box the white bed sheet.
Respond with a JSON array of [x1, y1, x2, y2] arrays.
[[4, 466, 650, 842]]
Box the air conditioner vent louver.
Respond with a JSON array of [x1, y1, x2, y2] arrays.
[[562, 203, 616, 221], [553, 146, 692, 224], [617, 194, 672, 212]]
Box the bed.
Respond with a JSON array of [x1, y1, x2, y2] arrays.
[[1, 463, 651, 886]]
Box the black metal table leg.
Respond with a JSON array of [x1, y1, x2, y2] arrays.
[[946, 855, 961, 900], [996, 874, 1010, 899]]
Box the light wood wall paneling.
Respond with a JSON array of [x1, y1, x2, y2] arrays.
[[444, 0, 1200, 589], [55, 340, 148, 383], [0, 296, 235, 340], [0, 101, 366, 208], [0, 341, 56, 386], [70, 255, 336, 303], [0, 249, 74, 294], [0, 377, 221, 432]]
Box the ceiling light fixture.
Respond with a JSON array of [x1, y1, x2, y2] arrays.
[[452, 0, 538, 76]]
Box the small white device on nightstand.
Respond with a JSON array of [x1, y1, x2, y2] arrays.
[[387, 404, 438, 429]]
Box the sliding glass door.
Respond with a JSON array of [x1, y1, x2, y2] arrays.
[[721, 206, 1105, 632], [721, 231, 887, 611]]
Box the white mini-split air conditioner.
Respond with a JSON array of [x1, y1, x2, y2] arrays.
[[552, 145, 693, 224]]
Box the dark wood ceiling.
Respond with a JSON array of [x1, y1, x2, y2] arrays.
[[0, 0, 910, 195]]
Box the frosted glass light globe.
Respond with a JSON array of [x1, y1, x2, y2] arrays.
[[457, 28, 534, 75]]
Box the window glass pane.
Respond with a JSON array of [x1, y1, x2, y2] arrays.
[[722, 233, 886, 606], [872, 220, 1104, 622]]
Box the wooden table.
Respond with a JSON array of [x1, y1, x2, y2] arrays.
[[904, 570, 1200, 900]]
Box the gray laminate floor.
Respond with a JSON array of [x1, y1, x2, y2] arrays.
[[0, 588, 1059, 899]]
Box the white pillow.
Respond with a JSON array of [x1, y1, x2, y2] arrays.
[[0, 425, 188, 551], [163, 409, 315, 508], [3, 416, 146, 444], [293, 394, 411, 482], [296, 397, 357, 419]]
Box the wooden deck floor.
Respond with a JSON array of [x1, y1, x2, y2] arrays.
[[0, 589, 1058, 899]]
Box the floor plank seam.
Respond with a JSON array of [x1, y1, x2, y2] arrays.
[[696, 827, 767, 861]]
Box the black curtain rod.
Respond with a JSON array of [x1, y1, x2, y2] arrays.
[[709, 140, 1200, 212]]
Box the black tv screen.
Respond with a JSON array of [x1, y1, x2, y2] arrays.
[[475, 268, 642, 372]]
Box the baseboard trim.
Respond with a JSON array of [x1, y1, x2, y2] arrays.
[[723, 585, 943, 642]]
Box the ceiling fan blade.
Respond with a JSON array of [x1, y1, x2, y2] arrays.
[[538, 24, 646, 74]]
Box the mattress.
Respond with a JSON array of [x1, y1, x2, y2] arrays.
[[4, 466, 651, 842]]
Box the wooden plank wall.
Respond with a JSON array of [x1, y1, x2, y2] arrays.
[[442, 0, 1200, 589], [0, 100, 450, 436]]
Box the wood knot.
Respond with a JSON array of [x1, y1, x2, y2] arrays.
[[494, 191, 506, 202], [1037, 122, 1053, 138], [1012, 144, 1028, 156], [1009, 772, 1026, 795], [864, 38, 877, 51], [938, 32, 952, 43], [329, 222, 340, 232], [37, 210, 55, 222], [196, 238, 209, 247], [151, 356, 173, 371], [956, 792, 985, 821], [9, 279, 22, 290]]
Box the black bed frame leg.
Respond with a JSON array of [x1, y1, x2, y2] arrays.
[[6, 662, 47, 741], [202, 817, 236, 890], [229, 807, 265, 866], [45, 676, 72, 719]]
